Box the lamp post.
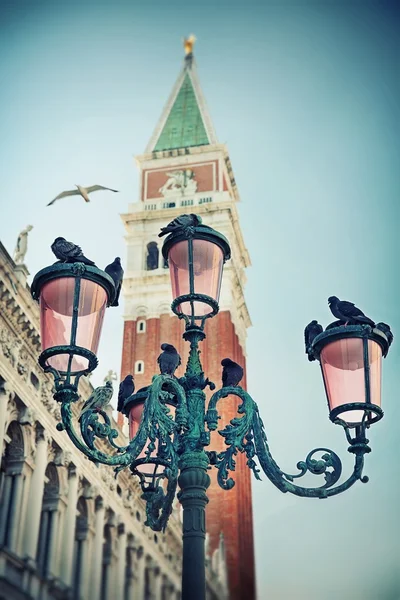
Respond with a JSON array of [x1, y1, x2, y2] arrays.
[[31, 215, 392, 600]]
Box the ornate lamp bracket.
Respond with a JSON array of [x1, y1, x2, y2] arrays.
[[205, 385, 374, 499]]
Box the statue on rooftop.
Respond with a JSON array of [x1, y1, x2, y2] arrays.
[[183, 34, 196, 56], [103, 370, 118, 385], [13, 225, 33, 265]]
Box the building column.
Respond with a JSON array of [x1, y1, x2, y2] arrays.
[[133, 546, 145, 600], [22, 427, 49, 564], [91, 497, 105, 600], [153, 566, 162, 600], [60, 464, 79, 586], [117, 523, 127, 599], [0, 381, 12, 469]]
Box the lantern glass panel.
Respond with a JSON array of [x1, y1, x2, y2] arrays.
[[321, 338, 382, 425], [40, 277, 107, 372], [168, 239, 224, 316]]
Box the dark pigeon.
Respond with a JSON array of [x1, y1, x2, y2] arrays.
[[304, 320, 323, 361], [157, 343, 181, 376], [117, 374, 135, 412], [375, 322, 394, 350], [159, 214, 202, 238], [105, 257, 124, 307], [328, 296, 375, 327], [51, 237, 95, 266], [221, 358, 244, 388]]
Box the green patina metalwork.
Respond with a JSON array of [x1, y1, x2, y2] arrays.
[[154, 73, 209, 151], [32, 217, 393, 600]]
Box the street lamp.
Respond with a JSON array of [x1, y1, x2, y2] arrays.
[[31, 215, 393, 600]]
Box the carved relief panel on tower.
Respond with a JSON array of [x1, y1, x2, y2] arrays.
[[142, 161, 219, 201]]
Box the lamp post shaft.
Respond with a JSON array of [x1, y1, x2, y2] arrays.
[[178, 457, 210, 600]]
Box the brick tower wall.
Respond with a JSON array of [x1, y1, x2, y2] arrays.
[[120, 310, 256, 600]]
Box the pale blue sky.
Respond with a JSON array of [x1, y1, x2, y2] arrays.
[[1, 1, 399, 598]]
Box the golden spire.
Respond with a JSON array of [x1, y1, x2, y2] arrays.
[[183, 34, 196, 56]]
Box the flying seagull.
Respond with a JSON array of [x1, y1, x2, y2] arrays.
[[105, 257, 124, 307], [78, 381, 113, 422], [157, 344, 181, 376], [47, 184, 118, 206], [51, 237, 95, 265], [328, 296, 375, 327], [304, 320, 323, 361], [117, 374, 135, 412], [221, 358, 244, 388]]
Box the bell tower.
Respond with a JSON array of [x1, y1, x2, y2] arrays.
[[120, 40, 255, 600]]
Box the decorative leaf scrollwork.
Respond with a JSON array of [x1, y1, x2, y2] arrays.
[[282, 448, 342, 489], [207, 386, 371, 499], [80, 409, 123, 452], [206, 386, 261, 489]]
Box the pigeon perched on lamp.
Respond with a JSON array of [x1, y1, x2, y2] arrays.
[[304, 320, 324, 361], [117, 374, 135, 412], [159, 214, 202, 238], [157, 344, 181, 376], [47, 184, 118, 206], [51, 237, 95, 266], [105, 257, 124, 307], [78, 381, 113, 422], [328, 296, 375, 327], [375, 322, 394, 355], [221, 358, 244, 388]]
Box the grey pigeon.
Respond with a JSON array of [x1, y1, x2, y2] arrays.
[[117, 374, 135, 412], [328, 296, 375, 327], [304, 320, 323, 361], [105, 257, 124, 307], [78, 381, 113, 422], [221, 358, 244, 387], [375, 322, 394, 349], [51, 237, 95, 266], [47, 184, 118, 206], [157, 344, 181, 376], [159, 214, 202, 238]]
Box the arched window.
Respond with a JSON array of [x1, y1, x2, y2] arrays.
[[0, 421, 25, 551], [101, 524, 113, 600], [146, 242, 159, 271], [73, 496, 89, 597], [37, 463, 60, 578], [135, 360, 144, 375], [137, 320, 146, 333]]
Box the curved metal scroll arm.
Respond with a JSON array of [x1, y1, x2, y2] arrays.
[[54, 375, 188, 478], [127, 375, 188, 532], [206, 386, 371, 499], [55, 387, 132, 468]]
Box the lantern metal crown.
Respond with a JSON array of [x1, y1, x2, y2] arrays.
[[31, 214, 393, 600]]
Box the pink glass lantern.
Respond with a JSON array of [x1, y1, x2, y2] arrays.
[[319, 335, 383, 426], [31, 263, 115, 376], [161, 219, 231, 322], [168, 239, 224, 316], [40, 277, 107, 373]]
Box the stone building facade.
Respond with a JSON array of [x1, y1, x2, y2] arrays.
[[0, 242, 227, 600]]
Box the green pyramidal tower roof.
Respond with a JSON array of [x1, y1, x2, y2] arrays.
[[146, 57, 218, 153], [154, 73, 209, 151]]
